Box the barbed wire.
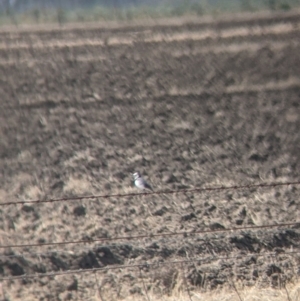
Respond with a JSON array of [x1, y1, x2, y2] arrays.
[[1, 221, 298, 250], [1, 180, 299, 207], [0, 249, 299, 281]]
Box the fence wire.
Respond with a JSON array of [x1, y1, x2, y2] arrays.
[[0, 180, 299, 206], [0, 249, 299, 282], [0, 221, 298, 250]]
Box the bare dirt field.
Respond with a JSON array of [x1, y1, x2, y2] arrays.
[[0, 10, 300, 301]]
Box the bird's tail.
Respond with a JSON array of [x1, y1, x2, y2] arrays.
[[146, 183, 153, 191]]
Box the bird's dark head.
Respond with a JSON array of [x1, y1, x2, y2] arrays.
[[132, 171, 141, 180]]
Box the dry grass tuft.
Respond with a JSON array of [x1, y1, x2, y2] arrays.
[[119, 281, 300, 301]]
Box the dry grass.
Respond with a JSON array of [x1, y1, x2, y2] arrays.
[[122, 282, 300, 301], [3, 277, 300, 301]]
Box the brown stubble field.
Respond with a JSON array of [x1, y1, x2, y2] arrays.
[[0, 10, 300, 301]]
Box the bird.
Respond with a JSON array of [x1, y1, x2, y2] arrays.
[[132, 171, 153, 191]]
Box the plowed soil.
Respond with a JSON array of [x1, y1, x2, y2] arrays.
[[0, 10, 300, 301]]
